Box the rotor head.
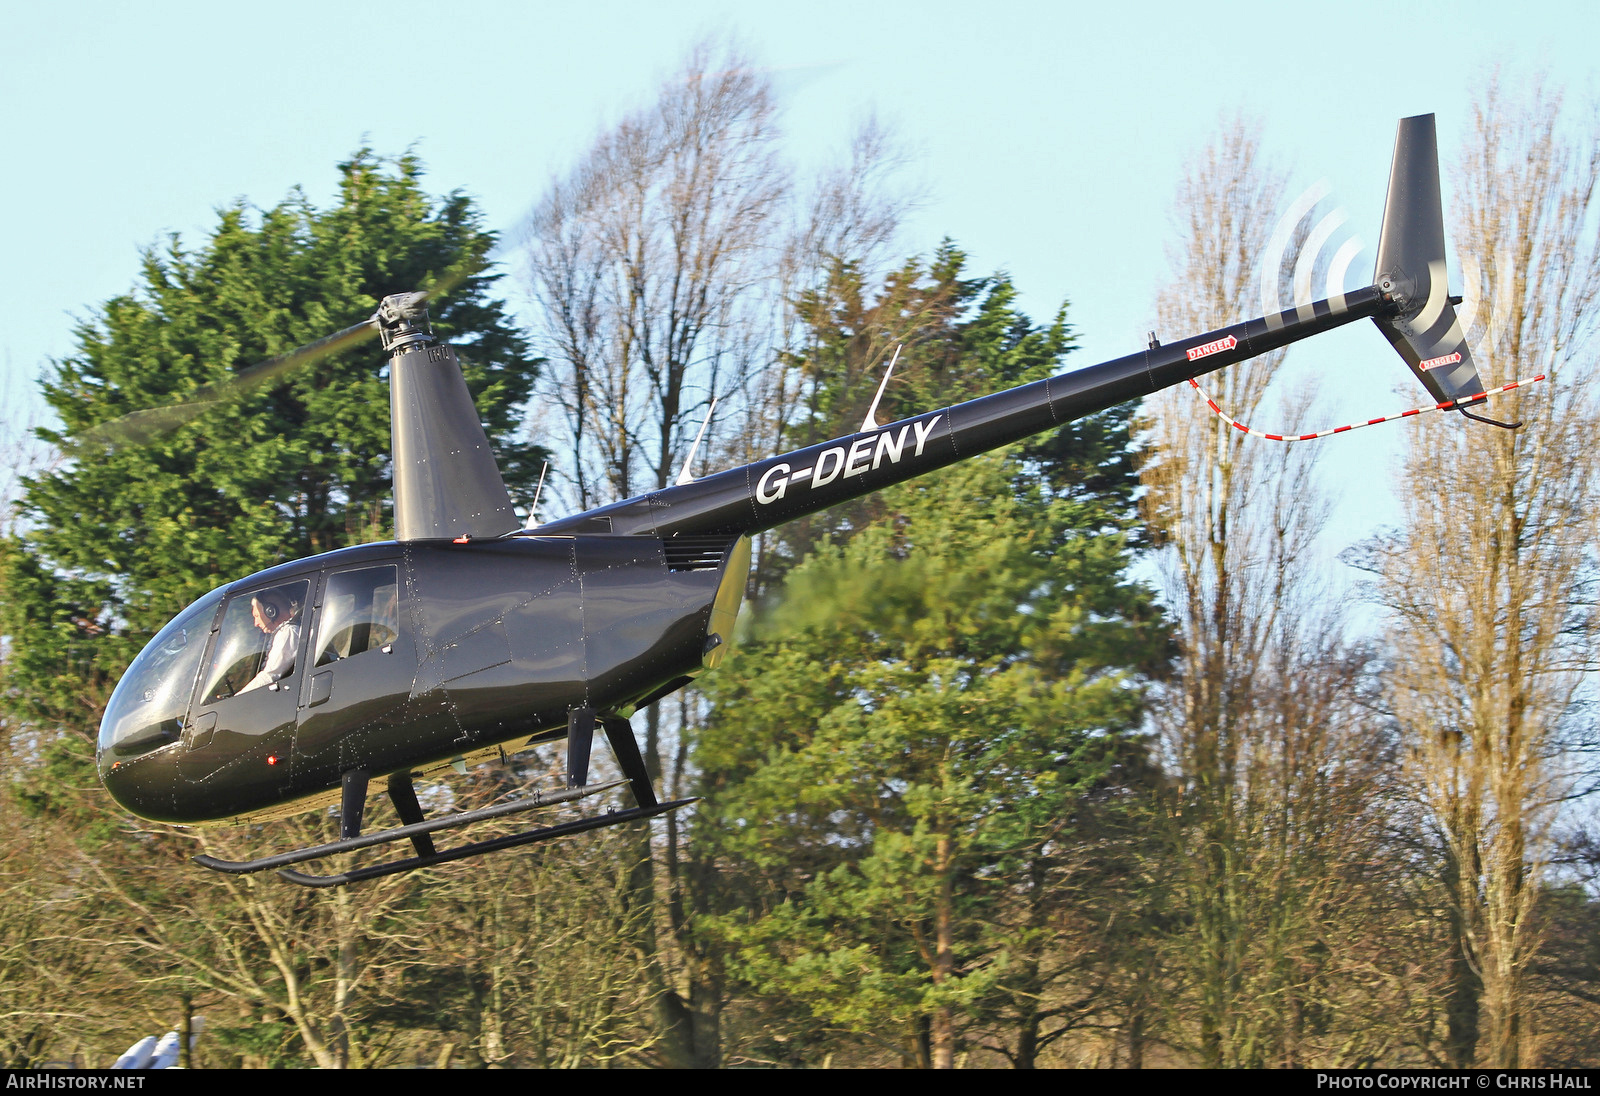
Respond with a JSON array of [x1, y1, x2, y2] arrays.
[[376, 292, 434, 353]]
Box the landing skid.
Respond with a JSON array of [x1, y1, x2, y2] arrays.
[[276, 800, 693, 888], [193, 778, 631, 876], [193, 708, 683, 888]]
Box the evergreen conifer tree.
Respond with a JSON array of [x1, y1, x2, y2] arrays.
[[3, 150, 540, 750]]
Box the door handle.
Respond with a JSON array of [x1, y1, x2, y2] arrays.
[[308, 671, 333, 708], [184, 712, 218, 750]]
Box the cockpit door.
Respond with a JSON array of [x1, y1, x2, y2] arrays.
[[290, 562, 419, 788], [177, 577, 312, 791]]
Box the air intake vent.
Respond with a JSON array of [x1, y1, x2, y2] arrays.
[[663, 536, 735, 572]]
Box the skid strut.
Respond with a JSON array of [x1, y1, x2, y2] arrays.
[[566, 707, 658, 809], [386, 771, 436, 857], [341, 769, 368, 839], [567, 708, 595, 789], [601, 714, 658, 808]]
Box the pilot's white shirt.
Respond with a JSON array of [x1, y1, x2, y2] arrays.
[[240, 623, 299, 694]]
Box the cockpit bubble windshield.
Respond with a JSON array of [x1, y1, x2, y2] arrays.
[[98, 589, 224, 760]]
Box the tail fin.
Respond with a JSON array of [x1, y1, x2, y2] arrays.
[[1372, 113, 1486, 407]]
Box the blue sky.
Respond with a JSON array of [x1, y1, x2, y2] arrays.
[[3, 0, 1595, 565]]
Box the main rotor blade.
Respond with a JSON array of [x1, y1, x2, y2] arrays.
[[414, 260, 477, 309], [81, 317, 378, 450], [78, 257, 483, 453]]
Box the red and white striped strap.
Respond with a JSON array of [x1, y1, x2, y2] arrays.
[[1187, 373, 1547, 442]]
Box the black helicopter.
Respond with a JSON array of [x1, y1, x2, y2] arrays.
[[96, 115, 1499, 886]]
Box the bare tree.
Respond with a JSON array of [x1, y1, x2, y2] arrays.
[[521, 38, 910, 1068], [0, 370, 58, 706], [1373, 76, 1600, 1068], [399, 761, 661, 1068], [82, 809, 429, 1069], [1139, 120, 1401, 1067], [0, 796, 125, 1067], [523, 44, 910, 513], [523, 38, 788, 511], [521, 46, 795, 1065], [749, 115, 912, 461]]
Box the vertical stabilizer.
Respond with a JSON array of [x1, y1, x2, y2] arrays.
[[1372, 114, 1485, 406]]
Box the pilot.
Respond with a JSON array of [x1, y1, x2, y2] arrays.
[[239, 588, 301, 694]]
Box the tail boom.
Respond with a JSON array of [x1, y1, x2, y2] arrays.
[[535, 286, 1392, 541]]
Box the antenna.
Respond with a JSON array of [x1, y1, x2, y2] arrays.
[[674, 398, 718, 486], [524, 462, 548, 530], [860, 344, 902, 432]]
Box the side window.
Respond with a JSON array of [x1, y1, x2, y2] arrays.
[[200, 580, 309, 702], [315, 566, 400, 667]]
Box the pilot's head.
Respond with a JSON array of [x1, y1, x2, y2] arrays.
[[251, 589, 299, 634]]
